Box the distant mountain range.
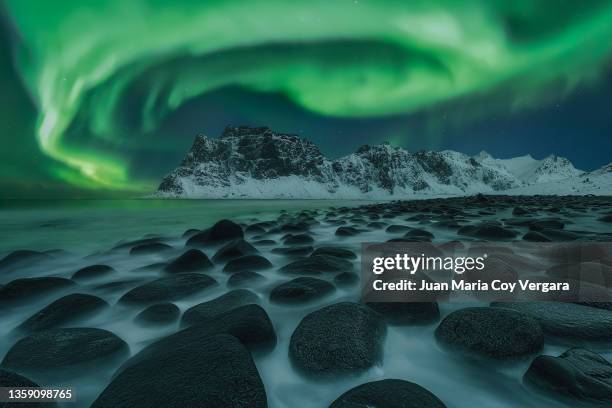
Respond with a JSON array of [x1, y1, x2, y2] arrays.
[[155, 126, 612, 198]]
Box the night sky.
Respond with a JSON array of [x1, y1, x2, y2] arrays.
[[1, 1, 611, 198]]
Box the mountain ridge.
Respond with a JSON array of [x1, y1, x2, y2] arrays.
[[155, 126, 611, 198]]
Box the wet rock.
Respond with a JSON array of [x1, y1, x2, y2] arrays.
[[112, 237, 165, 251], [1, 328, 128, 378], [529, 219, 565, 231], [186, 219, 243, 246], [366, 302, 440, 325], [458, 223, 517, 239], [72, 264, 115, 281], [367, 221, 387, 229], [546, 262, 612, 287], [334, 272, 359, 286], [311, 247, 356, 260], [91, 334, 266, 408], [135, 303, 180, 326], [280, 255, 353, 276], [523, 231, 552, 242], [491, 302, 612, 342], [599, 215, 612, 223], [182, 228, 199, 238], [92, 279, 142, 293], [0, 250, 51, 271], [512, 207, 529, 216], [386, 225, 412, 233], [330, 379, 446, 408], [0, 369, 57, 408], [335, 226, 360, 236], [223, 255, 273, 272], [0, 277, 76, 305], [272, 246, 313, 257], [245, 224, 266, 235], [289, 302, 386, 376], [119, 273, 217, 305], [129, 243, 172, 255], [181, 289, 258, 327], [525, 348, 612, 404], [435, 307, 543, 359], [283, 233, 314, 245], [404, 228, 435, 240], [163, 249, 213, 273], [212, 239, 258, 263], [270, 277, 335, 304], [227, 271, 266, 288], [18, 293, 109, 332]]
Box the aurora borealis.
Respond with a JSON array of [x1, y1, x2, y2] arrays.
[[1, 1, 612, 197]]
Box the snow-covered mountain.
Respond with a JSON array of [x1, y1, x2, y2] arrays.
[[155, 126, 610, 198]]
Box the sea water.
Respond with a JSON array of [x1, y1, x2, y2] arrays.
[[0, 199, 608, 407]]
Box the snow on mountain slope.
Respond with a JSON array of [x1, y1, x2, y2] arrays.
[[155, 126, 610, 198]]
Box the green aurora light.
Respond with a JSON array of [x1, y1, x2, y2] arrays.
[[4, 0, 612, 191]]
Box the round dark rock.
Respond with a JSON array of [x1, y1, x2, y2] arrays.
[[163, 249, 213, 273], [404, 229, 434, 240], [270, 277, 335, 304], [366, 302, 440, 325], [0, 369, 57, 408], [181, 289, 259, 327], [0, 250, 51, 271], [185, 219, 244, 246], [435, 307, 544, 359], [524, 348, 612, 404], [330, 379, 446, 408], [335, 227, 360, 236], [91, 334, 266, 408], [283, 233, 314, 245], [491, 301, 612, 341], [289, 302, 386, 376], [129, 243, 172, 255], [119, 273, 217, 305], [1, 328, 128, 377], [311, 247, 356, 260], [252, 239, 276, 246], [227, 271, 266, 288], [18, 293, 109, 332], [223, 255, 272, 273], [599, 214, 612, 223], [212, 239, 258, 263], [334, 272, 359, 286], [512, 207, 529, 216], [72, 264, 115, 281], [135, 303, 180, 326], [530, 219, 565, 231], [0, 277, 76, 305], [280, 255, 353, 276]]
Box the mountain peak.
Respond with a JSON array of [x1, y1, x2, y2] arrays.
[[155, 126, 601, 198]]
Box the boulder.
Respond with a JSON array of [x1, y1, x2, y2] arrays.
[[223, 255, 272, 273], [18, 293, 108, 332], [72, 264, 115, 281], [91, 334, 266, 408], [181, 289, 259, 327], [163, 249, 213, 273], [525, 348, 612, 404], [491, 301, 612, 342], [185, 220, 243, 246], [289, 302, 386, 375], [135, 303, 180, 326], [119, 274, 217, 305], [330, 379, 446, 408], [1, 328, 128, 377], [0, 277, 76, 305], [270, 277, 335, 304], [435, 307, 543, 359], [212, 239, 258, 263]]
